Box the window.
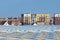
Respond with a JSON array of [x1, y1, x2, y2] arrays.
[[58, 17, 60, 21], [25, 17, 28, 24], [39, 17, 45, 22], [42, 17, 45, 22], [39, 17, 42, 22]]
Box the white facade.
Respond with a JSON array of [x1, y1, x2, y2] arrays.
[[55, 14, 60, 17], [24, 14, 31, 17], [55, 14, 59, 17]]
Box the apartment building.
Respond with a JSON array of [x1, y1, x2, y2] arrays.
[[36, 14, 50, 25], [53, 14, 60, 25], [21, 14, 31, 25], [1, 13, 60, 26]]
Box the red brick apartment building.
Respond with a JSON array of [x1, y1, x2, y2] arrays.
[[53, 14, 60, 25]]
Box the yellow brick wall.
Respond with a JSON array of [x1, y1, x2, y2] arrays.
[[36, 14, 50, 24], [23, 14, 50, 25], [36, 14, 41, 22], [45, 14, 50, 24]]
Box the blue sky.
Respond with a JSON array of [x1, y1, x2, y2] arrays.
[[0, 0, 60, 17]]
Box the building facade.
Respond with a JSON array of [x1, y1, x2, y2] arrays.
[[0, 18, 6, 25], [31, 14, 36, 25], [21, 14, 31, 25], [53, 14, 60, 25], [36, 14, 50, 25]]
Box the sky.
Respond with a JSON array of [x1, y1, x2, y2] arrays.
[[0, 0, 60, 17]]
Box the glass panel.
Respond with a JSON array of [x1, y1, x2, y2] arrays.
[[25, 17, 28, 24], [39, 17, 45, 22], [58, 17, 60, 20]]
